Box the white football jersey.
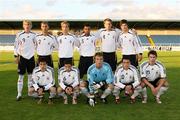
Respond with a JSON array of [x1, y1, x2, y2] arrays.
[[58, 66, 79, 89], [77, 33, 97, 57], [35, 33, 56, 56], [118, 32, 143, 55], [56, 33, 78, 58], [114, 65, 140, 89], [95, 28, 119, 52], [32, 66, 55, 91], [14, 31, 36, 59], [140, 61, 166, 82]]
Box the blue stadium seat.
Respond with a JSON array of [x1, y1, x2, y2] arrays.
[[139, 35, 149, 46], [0, 35, 15, 45], [151, 35, 180, 46]]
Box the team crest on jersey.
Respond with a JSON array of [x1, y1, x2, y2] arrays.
[[37, 76, 40, 80], [27, 36, 29, 38], [38, 40, 41, 44], [65, 37, 67, 39], [22, 38, 25, 42], [94, 74, 97, 78], [81, 39, 84, 43], [70, 40, 72, 43], [146, 70, 150, 75], [63, 77, 66, 81], [47, 77, 49, 80], [48, 42, 50, 45], [103, 35, 105, 39], [59, 39, 62, 44], [121, 74, 125, 79], [87, 38, 89, 40], [43, 38, 46, 40], [102, 73, 105, 76]]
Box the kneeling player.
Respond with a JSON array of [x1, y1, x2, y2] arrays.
[[113, 58, 141, 104], [87, 52, 114, 106], [57, 60, 80, 104], [28, 58, 56, 104], [140, 50, 169, 104]]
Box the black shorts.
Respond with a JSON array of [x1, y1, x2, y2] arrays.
[[103, 52, 117, 71], [149, 78, 161, 87], [18, 56, 35, 75], [58, 57, 73, 68], [122, 54, 138, 68], [78, 56, 93, 79], [37, 85, 56, 92], [37, 55, 54, 68], [119, 82, 133, 92]]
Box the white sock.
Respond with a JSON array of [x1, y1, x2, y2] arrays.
[[156, 87, 168, 98], [142, 87, 147, 98], [131, 86, 142, 99], [113, 87, 120, 98], [27, 74, 32, 89], [49, 92, 56, 99], [29, 92, 38, 98], [101, 88, 112, 99], [58, 92, 67, 99], [17, 75, 24, 96], [80, 87, 89, 97]]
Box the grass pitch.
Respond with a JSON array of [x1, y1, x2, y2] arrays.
[[0, 51, 180, 120]]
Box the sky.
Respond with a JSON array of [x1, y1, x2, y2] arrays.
[[0, 0, 180, 20]]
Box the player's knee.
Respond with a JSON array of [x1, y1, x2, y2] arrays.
[[74, 86, 80, 92], [50, 87, 56, 93], [28, 87, 35, 95], [108, 84, 114, 90], [57, 87, 63, 94]]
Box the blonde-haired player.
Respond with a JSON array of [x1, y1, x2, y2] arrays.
[[14, 20, 36, 101]]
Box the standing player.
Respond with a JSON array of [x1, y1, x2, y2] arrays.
[[113, 58, 142, 104], [14, 20, 36, 101], [95, 18, 119, 71], [87, 52, 114, 106], [28, 58, 56, 104], [57, 60, 80, 104], [118, 19, 143, 68], [35, 21, 56, 68], [56, 21, 78, 68], [140, 50, 169, 104], [77, 24, 97, 79]]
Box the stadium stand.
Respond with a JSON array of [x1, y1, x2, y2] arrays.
[[0, 35, 15, 46], [151, 35, 180, 46], [0, 20, 180, 51], [139, 35, 149, 46]]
